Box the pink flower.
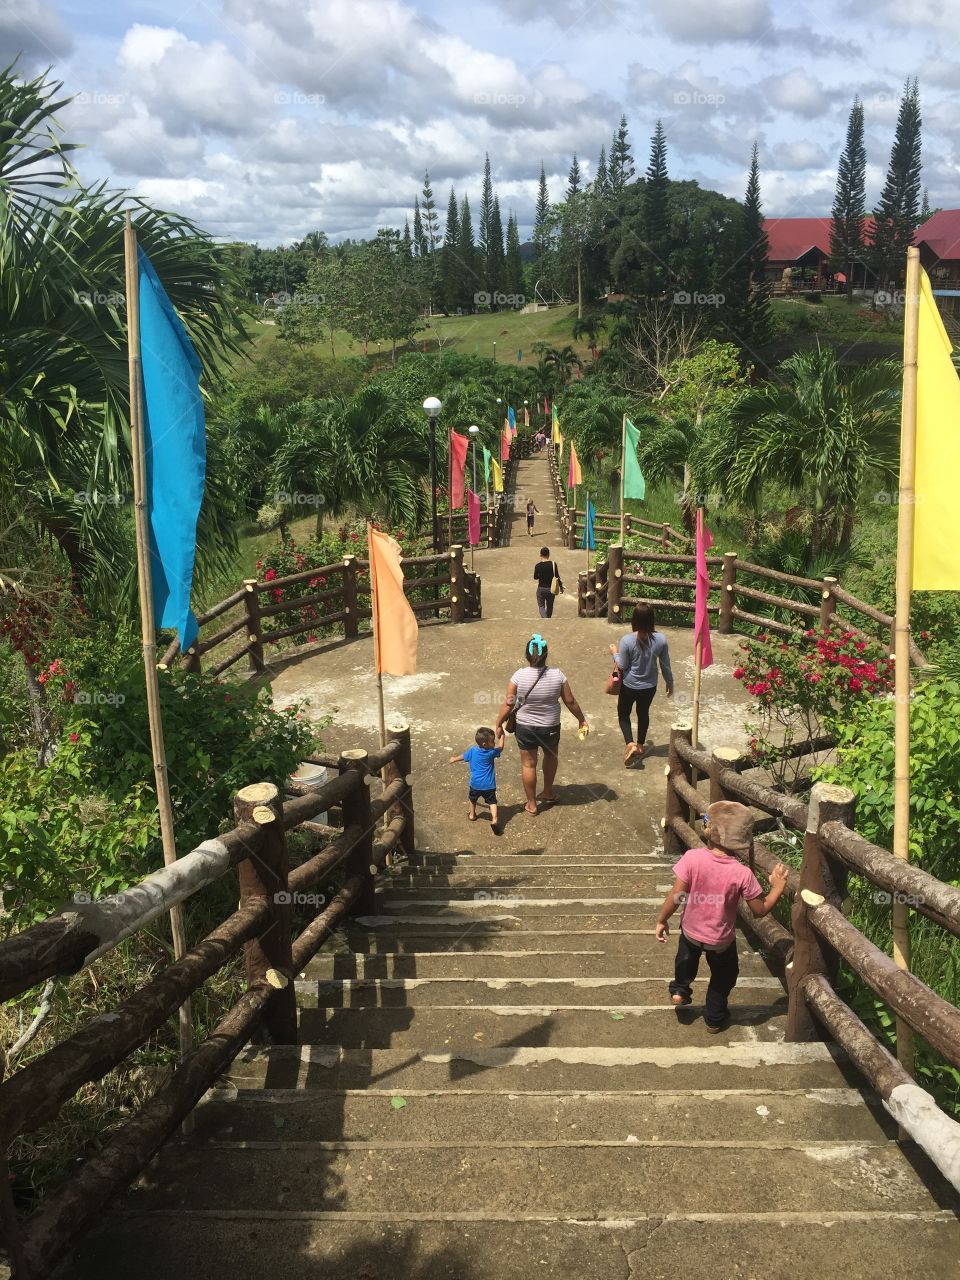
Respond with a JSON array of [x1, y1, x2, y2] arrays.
[[732, 667, 745, 679], [264, 567, 277, 582], [849, 677, 863, 693], [69, 732, 79, 742]]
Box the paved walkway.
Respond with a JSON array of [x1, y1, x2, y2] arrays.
[[69, 454, 960, 1278]]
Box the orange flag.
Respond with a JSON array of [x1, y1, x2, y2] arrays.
[[367, 525, 418, 676]]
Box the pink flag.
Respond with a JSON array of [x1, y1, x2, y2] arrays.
[[694, 508, 714, 670], [501, 429, 510, 462], [449, 430, 469, 509], [467, 489, 481, 546], [543, 396, 549, 416]]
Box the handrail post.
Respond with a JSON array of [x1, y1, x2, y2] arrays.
[[709, 746, 744, 806], [786, 781, 856, 1041], [339, 749, 377, 913], [449, 545, 465, 623], [234, 782, 298, 1044], [719, 553, 737, 635], [820, 576, 838, 630], [661, 523, 670, 551], [182, 645, 201, 674], [385, 723, 415, 861], [607, 543, 624, 626], [342, 556, 359, 639], [577, 571, 587, 617], [567, 506, 577, 548], [243, 578, 265, 673], [663, 722, 693, 856]]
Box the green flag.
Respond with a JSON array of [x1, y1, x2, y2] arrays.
[[482, 446, 492, 488], [623, 417, 646, 501]]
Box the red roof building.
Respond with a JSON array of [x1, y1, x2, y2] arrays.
[[915, 210, 960, 318], [763, 217, 874, 289]]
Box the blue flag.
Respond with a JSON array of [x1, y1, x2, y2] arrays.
[[517, 348, 522, 363], [137, 247, 205, 653], [507, 405, 516, 433], [581, 496, 596, 551]]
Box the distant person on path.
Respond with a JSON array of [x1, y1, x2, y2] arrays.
[[610, 604, 673, 766], [450, 726, 504, 833], [495, 635, 588, 816], [533, 546, 562, 618], [526, 499, 541, 535], [654, 801, 789, 1031]]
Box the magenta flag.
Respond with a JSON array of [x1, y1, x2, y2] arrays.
[[449, 430, 469, 509], [694, 508, 714, 670], [501, 429, 510, 462], [467, 489, 481, 545]]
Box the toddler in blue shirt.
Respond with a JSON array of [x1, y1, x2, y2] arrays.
[[450, 726, 504, 832]]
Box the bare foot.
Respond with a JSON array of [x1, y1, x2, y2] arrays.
[[671, 993, 692, 1007], [524, 801, 538, 815], [467, 812, 478, 822]]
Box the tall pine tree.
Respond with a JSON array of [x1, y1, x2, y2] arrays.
[[488, 195, 507, 303], [532, 163, 553, 300], [440, 187, 460, 313], [595, 144, 609, 199], [735, 143, 771, 349], [505, 211, 525, 300], [870, 78, 922, 291], [479, 153, 494, 287], [920, 187, 931, 222], [567, 153, 582, 199], [421, 171, 440, 254], [412, 196, 426, 258], [457, 194, 478, 311], [830, 97, 867, 301], [643, 120, 670, 294], [609, 115, 634, 193]]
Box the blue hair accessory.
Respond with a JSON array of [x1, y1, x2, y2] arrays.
[[528, 633, 546, 657]]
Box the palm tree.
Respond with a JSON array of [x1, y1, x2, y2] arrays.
[[704, 347, 901, 554]]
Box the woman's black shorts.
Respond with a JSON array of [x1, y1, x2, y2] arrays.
[[515, 723, 561, 753]]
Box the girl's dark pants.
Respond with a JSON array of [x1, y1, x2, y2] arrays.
[[669, 932, 739, 1027], [617, 684, 656, 744]]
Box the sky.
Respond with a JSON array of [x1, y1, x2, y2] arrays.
[[2, 0, 958, 246]]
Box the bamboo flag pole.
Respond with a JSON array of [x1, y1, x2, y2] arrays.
[[619, 412, 627, 547], [691, 638, 704, 751], [892, 245, 921, 1077], [124, 212, 193, 1069], [367, 522, 387, 749], [585, 489, 591, 573], [447, 432, 453, 555]]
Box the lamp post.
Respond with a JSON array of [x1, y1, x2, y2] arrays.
[[495, 397, 502, 434], [423, 396, 442, 552], [523, 398, 529, 431], [468, 424, 480, 570]]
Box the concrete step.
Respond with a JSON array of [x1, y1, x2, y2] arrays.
[[295, 1001, 790, 1049], [376, 884, 672, 899], [69, 1211, 960, 1280], [352, 909, 689, 929], [225, 1041, 859, 1094], [123, 1139, 954, 1217], [384, 874, 674, 889], [297, 975, 785, 1008], [405, 855, 670, 869], [306, 948, 773, 980], [192, 1085, 894, 1145]]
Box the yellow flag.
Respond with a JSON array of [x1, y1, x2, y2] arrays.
[[491, 457, 504, 493], [551, 405, 560, 445], [556, 429, 564, 461], [367, 526, 418, 676], [914, 270, 960, 589]]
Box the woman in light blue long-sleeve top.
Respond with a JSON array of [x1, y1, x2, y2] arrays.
[[609, 603, 674, 766]]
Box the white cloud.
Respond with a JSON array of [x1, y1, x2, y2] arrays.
[[648, 0, 772, 42], [0, 0, 72, 68]]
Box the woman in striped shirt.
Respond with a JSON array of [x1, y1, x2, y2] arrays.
[[495, 634, 589, 815]]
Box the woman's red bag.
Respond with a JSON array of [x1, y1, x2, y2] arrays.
[[605, 666, 621, 695]]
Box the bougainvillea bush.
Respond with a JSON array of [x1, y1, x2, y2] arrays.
[[733, 626, 895, 790]]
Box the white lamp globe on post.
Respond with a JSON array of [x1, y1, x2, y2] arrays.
[[423, 396, 442, 552]]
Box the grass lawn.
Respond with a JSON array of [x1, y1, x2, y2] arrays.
[[766, 294, 903, 365]]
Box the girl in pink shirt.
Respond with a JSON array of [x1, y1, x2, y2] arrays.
[[655, 801, 789, 1031]]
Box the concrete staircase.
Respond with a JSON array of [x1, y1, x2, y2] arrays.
[[69, 847, 960, 1278]]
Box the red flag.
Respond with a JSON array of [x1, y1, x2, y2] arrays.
[[449, 430, 468, 509], [543, 396, 549, 416], [567, 442, 582, 488], [467, 489, 481, 545], [694, 508, 714, 670], [501, 429, 510, 462]]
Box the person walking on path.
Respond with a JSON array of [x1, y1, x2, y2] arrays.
[[533, 546, 562, 618], [654, 801, 789, 1031], [525, 499, 541, 536], [610, 603, 673, 767], [495, 634, 588, 816], [450, 726, 504, 833]]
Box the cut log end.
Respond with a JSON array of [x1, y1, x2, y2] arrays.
[[265, 968, 288, 989], [251, 805, 276, 825], [801, 888, 826, 907], [236, 782, 280, 805]]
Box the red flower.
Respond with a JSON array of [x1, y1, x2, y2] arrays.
[[264, 567, 277, 582], [69, 732, 79, 742], [732, 667, 745, 680], [224, 693, 232, 702], [849, 677, 863, 693]]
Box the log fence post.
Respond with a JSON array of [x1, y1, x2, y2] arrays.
[[719, 553, 737, 635], [567, 508, 578, 549], [234, 782, 298, 1044], [342, 556, 359, 639], [820, 576, 839, 630], [243, 579, 265, 673], [182, 646, 201, 674], [449, 546, 465, 623], [607, 543, 624, 625], [661, 523, 670, 551], [577, 572, 587, 617], [385, 723, 415, 860], [786, 781, 856, 1041], [709, 747, 745, 806], [663, 722, 693, 856], [339, 749, 377, 914]]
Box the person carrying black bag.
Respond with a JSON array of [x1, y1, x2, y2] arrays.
[[533, 545, 562, 618]]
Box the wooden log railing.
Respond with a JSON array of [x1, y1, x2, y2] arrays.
[[0, 727, 417, 1278], [159, 546, 481, 676], [577, 543, 928, 666], [661, 722, 960, 1192]]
